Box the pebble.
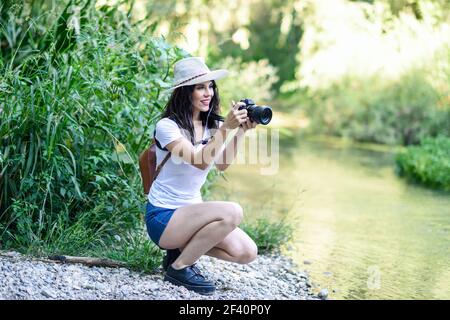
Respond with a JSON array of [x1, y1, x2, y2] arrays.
[[0, 250, 321, 300], [41, 289, 57, 299], [319, 289, 329, 300]]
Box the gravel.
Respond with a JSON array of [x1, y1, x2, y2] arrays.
[[0, 250, 321, 300]]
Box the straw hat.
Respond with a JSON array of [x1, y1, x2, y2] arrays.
[[165, 57, 229, 91]]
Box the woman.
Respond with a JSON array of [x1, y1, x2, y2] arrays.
[[145, 57, 258, 295]]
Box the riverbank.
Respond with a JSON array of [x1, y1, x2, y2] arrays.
[[0, 250, 320, 300]]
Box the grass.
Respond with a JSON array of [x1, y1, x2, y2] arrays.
[[241, 217, 294, 254], [100, 231, 164, 273]]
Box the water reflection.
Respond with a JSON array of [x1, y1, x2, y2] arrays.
[[208, 130, 450, 299]]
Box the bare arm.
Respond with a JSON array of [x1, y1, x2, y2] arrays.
[[164, 103, 248, 170], [215, 117, 258, 171]]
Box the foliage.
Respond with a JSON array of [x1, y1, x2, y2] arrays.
[[288, 0, 450, 146], [135, 0, 302, 92], [215, 57, 279, 110], [0, 0, 187, 255], [241, 217, 294, 253], [207, 0, 303, 91], [395, 136, 450, 191], [296, 0, 450, 90], [299, 66, 450, 146]]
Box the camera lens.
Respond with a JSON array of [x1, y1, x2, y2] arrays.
[[251, 106, 272, 125], [260, 107, 272, 125], [239, 99, 273, 125]]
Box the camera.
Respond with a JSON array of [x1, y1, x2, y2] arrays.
[[238, 98, 273, 125]]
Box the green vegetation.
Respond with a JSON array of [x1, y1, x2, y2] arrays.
[[0, 0, 185, 268], [241, 218, 294, 253], [1, 0, 449, 272], [283, 1, 450, 148], [101, 230, 164, 273], [295, 66, 450, 146], [278, 0, 450, 192], [396, 136, 450, 191], [217, 57, 279, 107], [0, 1, 291, 271]]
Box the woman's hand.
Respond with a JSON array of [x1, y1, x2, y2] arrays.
[[223, 101, 248, 130], [232, 100, 258, 133], [240, 117, 258, 132]]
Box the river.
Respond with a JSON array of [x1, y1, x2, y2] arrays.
[[207, 129, 450, 300]]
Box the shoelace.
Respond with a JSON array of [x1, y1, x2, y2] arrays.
[[190, 264, 205, 280]]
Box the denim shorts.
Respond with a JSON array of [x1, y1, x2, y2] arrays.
[[145, 201, 176, 248]]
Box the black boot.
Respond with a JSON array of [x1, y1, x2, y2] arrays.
[[162, 249, 181, 271], [164, 264, 215, 295]]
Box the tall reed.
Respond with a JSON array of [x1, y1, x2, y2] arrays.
[[0, 0, 186, 258]]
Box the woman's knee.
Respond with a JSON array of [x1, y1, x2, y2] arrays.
[[221, 202, 243, 227], [236, 241, 258, 264]]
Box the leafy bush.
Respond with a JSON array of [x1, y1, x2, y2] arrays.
[[395, 136, 450, 191], [0, 0, 186, 254]]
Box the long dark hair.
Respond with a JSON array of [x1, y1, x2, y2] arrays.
[[161, 80, 224, 144]]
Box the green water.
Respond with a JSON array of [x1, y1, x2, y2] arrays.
[[208, 131, 450, 300]]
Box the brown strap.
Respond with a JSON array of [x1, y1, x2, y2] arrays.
[[151, 151, 171, 182], [151, 137, 209, 181]]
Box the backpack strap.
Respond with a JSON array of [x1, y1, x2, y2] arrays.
[[151, 116, 211, 182], [152, 150, 171, 182], [151, 136, 206, 182]]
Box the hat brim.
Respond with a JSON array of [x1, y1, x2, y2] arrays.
[[162, 69, 229, 93]]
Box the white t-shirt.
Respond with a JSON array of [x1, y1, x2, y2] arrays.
[[147, 117, 223, 209]]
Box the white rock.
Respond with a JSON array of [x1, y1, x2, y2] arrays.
[[319, 289, 329, 299]]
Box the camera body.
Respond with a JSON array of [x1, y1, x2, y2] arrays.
[[238, 98, 273, 125]]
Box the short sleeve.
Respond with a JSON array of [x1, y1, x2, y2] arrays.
[[155, 118, 183, 148]]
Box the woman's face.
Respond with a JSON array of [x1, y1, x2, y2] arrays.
[[191, 81, 214, 114]]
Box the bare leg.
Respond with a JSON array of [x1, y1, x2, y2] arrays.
[[171, 219, 237, 269], [205, 247, 237, 262], [204, 227, 258, 264], [175, 228, 258, 264], [158, 201, 243, 269]]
